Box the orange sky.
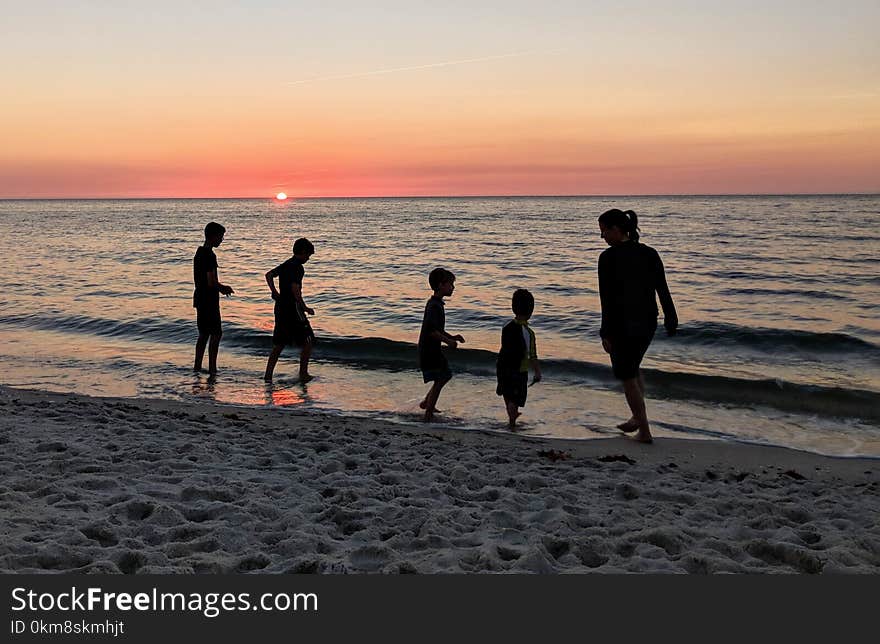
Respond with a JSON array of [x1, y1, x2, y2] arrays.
[[2, 2, 878, 197]]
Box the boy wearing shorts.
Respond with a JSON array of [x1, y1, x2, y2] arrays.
[[496, 289, 541, 428], [418, 267, 465, 422], [264, 238, 316, 383], [193, 221, 234, 374]]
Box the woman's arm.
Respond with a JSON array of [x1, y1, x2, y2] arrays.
[[598, 253, 612, 339], [654, 252, 677, 335]]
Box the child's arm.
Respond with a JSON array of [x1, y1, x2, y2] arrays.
[[291, 283, 315, 315], [265, 269, 279, 299], [218, 275, 234, 295], [207, 269, 234, 296], [530, 358, 542, 385], [430, 330, 464, 348], [529, 331, 540, 384]]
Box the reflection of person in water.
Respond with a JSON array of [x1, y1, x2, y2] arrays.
[[597, 209, 678, 444]]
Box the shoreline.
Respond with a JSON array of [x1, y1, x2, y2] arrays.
[[1, 384, 878, 573]]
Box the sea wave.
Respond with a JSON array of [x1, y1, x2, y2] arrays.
[[1, 311, 878, 423], [672, 321, 880, 355]]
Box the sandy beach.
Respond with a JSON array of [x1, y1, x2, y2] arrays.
[[1, 384, 877, 574]]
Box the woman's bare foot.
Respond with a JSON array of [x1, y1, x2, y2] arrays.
[[299, 373, 314, 384], [419, 400, 441, 413], [627, 428, 653, 444], [507, 411, 522, 429], [617, 417, 639, 433]]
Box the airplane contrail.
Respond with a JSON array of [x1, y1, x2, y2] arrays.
[[287, 50, 558, 85], [827, 92, 879, 100]]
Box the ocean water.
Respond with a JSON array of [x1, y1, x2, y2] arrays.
[[1, 196, 878, 456]]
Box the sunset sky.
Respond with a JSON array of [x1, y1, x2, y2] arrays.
[[2, 0, 878, 198]]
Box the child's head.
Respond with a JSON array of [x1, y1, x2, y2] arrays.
[[204, 221, 226, 247], [511, 289, 535, 320], [598, 209, 640, 245], [428, 267, 456, 296], [292, 237, 315, 261]]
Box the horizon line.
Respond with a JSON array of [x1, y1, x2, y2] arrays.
[[1, 192, 879, 201]]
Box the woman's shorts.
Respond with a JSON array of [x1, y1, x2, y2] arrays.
[[609, 327, 656, 380]]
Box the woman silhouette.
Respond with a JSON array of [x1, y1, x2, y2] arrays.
[[598, 209, 678, 443]]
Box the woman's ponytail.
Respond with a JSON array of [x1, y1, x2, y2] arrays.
[[623, 210, 640, 241]]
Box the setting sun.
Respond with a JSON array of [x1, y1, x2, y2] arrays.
[[275, 192, 287, 200]]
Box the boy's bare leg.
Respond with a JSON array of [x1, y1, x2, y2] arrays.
[[298, 339, 314, 383], [420, 371, 448, 413], [207, 333, 221, 374], [505, 398, 521, 429], [423, 382, 440, 421], [423, 378, 449, 422], [264, 344, 284, 381], [622, 375, 652, 443], [194, 333, 209, 371]]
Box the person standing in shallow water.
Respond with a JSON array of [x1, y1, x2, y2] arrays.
[[418, 267, 465, 422], [264, 238, 316, 383], [598, 209, 678, 444], [193, 221, 234, 375], [496, 289, 542, 429]]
